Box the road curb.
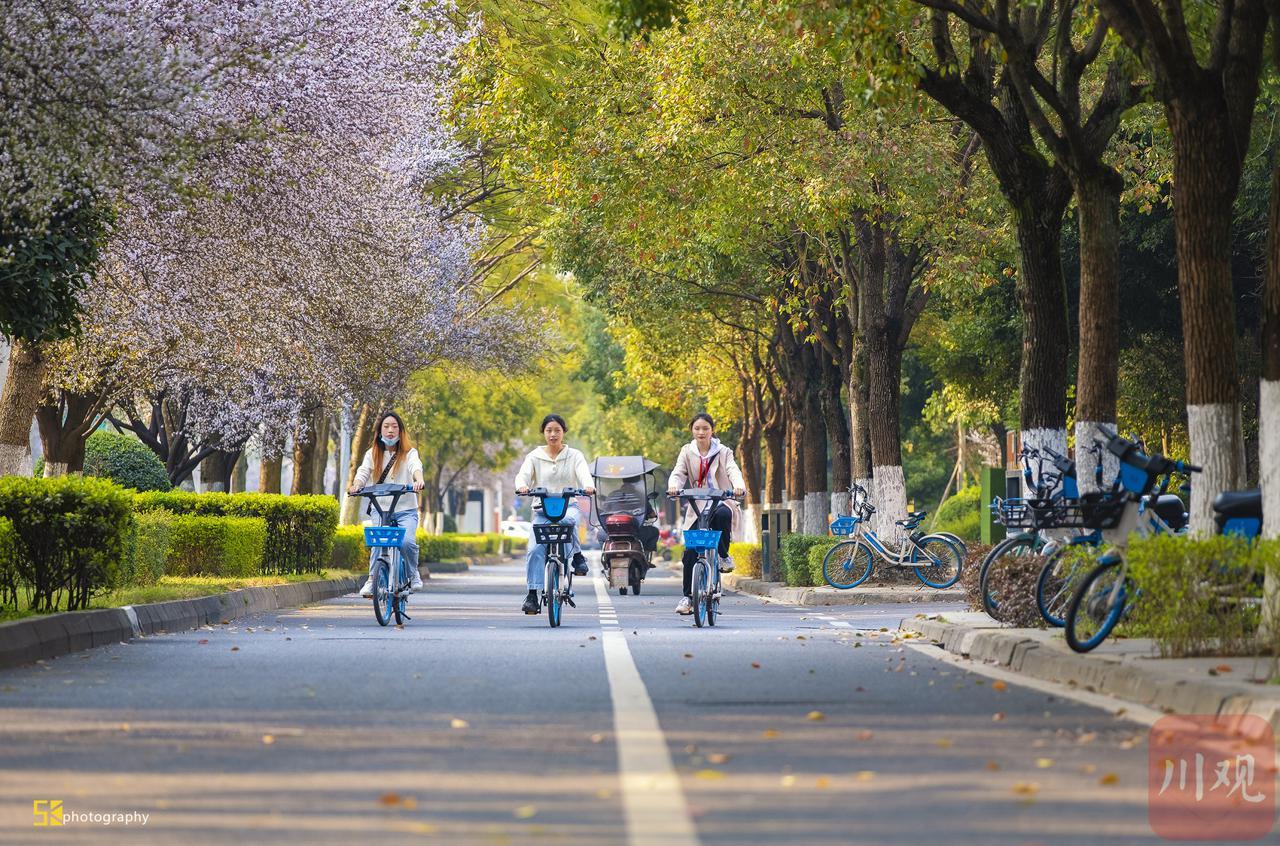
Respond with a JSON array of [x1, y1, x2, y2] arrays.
[[0, 575, 359, 671], [723, 573, 964, 606], [899, 615, 1280, 737]]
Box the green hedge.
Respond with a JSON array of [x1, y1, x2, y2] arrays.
[[778, 534, 836, 587], [805, 538, 842, 586], [0, 476, 134, 611], [728, 542, 762, 578], [933, 485, 981, 542], [166, 515, 266, 577], [129, 509, 173, 586], [83, 431, 172, 492], [134, 491, 336, 574], [331, 527, 528, 571], [0, 516, 17, 609]]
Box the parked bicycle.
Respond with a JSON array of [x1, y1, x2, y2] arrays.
[[523, 487, 588, 627], [352, 483, 418, 627], [672, 487, 739, 627], [821, 483, 963, 590]]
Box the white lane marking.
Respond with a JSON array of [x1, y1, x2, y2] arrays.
[[592, 570, 701, 846], [902, 641, 1164, 726], [827, 621, 852, 628]]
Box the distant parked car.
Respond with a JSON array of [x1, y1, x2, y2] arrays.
[[500, 520, 533, 540]]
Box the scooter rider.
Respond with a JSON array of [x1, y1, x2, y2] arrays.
[[667, 413, 745, 615], [515, 414, 595, 614]]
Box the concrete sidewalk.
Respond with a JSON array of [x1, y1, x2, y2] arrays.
[[900, 611, 1280, 735], [723, 572, 964, 606]]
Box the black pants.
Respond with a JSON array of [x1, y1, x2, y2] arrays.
[[681, 503, 732, 596]]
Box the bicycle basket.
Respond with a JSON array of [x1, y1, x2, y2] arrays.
[[991, 498, 1034, 529], [364, 526, 406, 548], [830, 516, 861, 536], [683, 529, 721, 551], [533, 523, 575, 545], [1034, 494, 1126, 530], [1025, 498, 1068, 530]]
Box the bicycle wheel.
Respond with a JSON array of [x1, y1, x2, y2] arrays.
[[392, 551, 406, 625], [546, 558, 562, 628], [822, 541, 873, 589], [913, 536, 963, 589], [1035, 547, 1090, 627], [373, 557, 393, 627], [980, 535, 1040, 620], [1064, 558, 1128, 653], [706, 569, 719, 626], [692, 560, 709, 628]]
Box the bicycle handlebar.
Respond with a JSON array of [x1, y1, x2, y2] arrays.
[[352, 483, 416, 496], [522, 487, 588, 498]]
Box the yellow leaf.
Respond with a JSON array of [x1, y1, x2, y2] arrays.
[[706, 753, 731, 765], [762, 729, 780, 739], [1035, 758, 1053, 769], [991, 680, 1007, 692], [1099, 772, 1119, 785], [450, 718, 470, 729], [514, 805, 538, 819], [1011, 781, 1040, 795], [855, 770, 875, 781], [807, 710, 825, 721], [694, 769, 725, 781], [590, 733, 605, 744], [935, 738, 953, 748], [815, 776, 830, 789], [780, 774, 797, 788], [261, 734, 275, 745]]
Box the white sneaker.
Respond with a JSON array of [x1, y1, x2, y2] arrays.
[[409, 570, 424, 592], [675, 597, 693, 615], [718, 556, 735, 574], [359, 578, 374, 598]]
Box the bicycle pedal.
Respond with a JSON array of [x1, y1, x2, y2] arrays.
[[401, 612, 412, 621], [565, 596, 577, 608]]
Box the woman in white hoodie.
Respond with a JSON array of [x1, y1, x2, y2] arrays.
[[514, 414, 595, 614], [667, 412, 745, 615]]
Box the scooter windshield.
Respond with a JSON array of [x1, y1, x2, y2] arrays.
[[595, 477, 646, 518]]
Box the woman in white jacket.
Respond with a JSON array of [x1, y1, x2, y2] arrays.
[[667, 413, 745, 615], [514, 414, 595, 614], [347, 412, 426, 598]]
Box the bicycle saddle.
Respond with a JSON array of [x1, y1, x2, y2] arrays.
[[1213, 488, 1261, 518]]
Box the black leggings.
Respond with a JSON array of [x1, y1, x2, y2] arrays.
[[681, 503, 732, 597]]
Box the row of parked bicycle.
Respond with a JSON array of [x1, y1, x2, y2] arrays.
[[977, 432, 1263, 653]]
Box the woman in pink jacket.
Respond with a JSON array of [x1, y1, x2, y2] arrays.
[[666, 413, 745, 615]]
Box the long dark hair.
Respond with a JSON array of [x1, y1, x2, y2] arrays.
[[371, 411, 411, 477]]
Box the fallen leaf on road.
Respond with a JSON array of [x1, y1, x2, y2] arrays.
[[856, 730, 874, 741], [1011, 782, 1040, 796], [261, 735, 275, 745], [762, 729, 780, 739], [751, 662, 761, 669], [595, 789, 613, 800], [379, 793, 403, 806], [230, 647, 240, 652], [407, 823, 436, 834], [683, 653, 693, 658], [450, 718, 470, 729], [992, 680, 1008, 692], [514, 805, 538, 819], [807, 711, 825, 721], [780, 775, 797, 788], [815, 776, 830, 789], [589, 636, 597, 641], [986, 761, 1000, 771], [855, 771, 875, 782], [992, 713, 1005, 722], [1099, 773, 1119, 785], [694, 769, 725, 781], [796, 635, 806, 640], [707, 753, 731, 765], [119, 723, 130, 732], [1078, 732, 1098, 745], [935, 738, 953, 748], [1035, 758, 1053, 769], [1215, 664, 1233, 673], [198, 639, 209, 645], [591, 733, 605, 744]]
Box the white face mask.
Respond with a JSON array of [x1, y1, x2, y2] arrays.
[[380, 435, 399, 448]]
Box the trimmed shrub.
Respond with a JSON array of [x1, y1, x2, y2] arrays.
[[420, 534, 462, 562], [805, 539, 843, 587], [0, 475, 134, 611], [933, 485, 981, 542], [728, 542, 762, 578], [129, 509, 173, 586], [0, 516, 17, 608], [134, 491, 337, 574], [442, 513, 458, 533], [82, 431, 171, 491], [332, 525, 366, 571], [166, 515, 266, 577], [1127, 535, 1270, 657], [779, 534, 834, 587]]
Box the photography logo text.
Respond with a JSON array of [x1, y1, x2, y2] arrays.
[[33, 800, 149, 827]]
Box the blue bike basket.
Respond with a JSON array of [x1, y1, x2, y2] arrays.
[[830, 516, 861, 536], [684, 529, 721, 551], [364, 526, 405, 548], [533, 523, 575, 545], [542, 495, 568, 520]]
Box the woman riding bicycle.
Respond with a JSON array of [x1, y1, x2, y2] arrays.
[[667, 413, 745, 615], [515, 414, 595, 614], [348, 412, 425, 598]]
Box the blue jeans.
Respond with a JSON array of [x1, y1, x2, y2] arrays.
[[369, 509, 419, 583], [526, 504, 582, 589]]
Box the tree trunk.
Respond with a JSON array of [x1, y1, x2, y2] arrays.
[[312, 413, 332, 497], [341, 402, 380, 524], [1073, 169, 1124, 492], [1170, 105, 1247, 533], [0, 339, 45, 476], [848, 336, 872, 490], [232, 451, 249, 493], [200, 449, 239, 493], [260, 439, 283, 495], [291, 413, 320, 496], [799, 351, 829, 535], [762, 412, 785, 506], [35, 390, 100, 476], [821, 352, 851, 496], [785, 405, 806, 531], [1260, 153, 1280, 541]]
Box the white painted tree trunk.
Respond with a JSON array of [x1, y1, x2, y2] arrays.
[[803, 491, 829, 535], [830, 490, 851, 520], [43, 461, 69, 477], [872, 465, 907, 539], [1020, 428, 1069, 496], [1187, 403, 1242, 536], [1259, 381, 1279, 638], [787, 499, 805, 536], [739, 503, 757, 543], [1074, 421, 1118, 494]]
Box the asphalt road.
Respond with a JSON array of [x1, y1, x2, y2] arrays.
[[0, 558, 1239, 845]]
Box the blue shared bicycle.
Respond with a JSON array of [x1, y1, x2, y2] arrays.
[[353, 483, 417, 627]]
